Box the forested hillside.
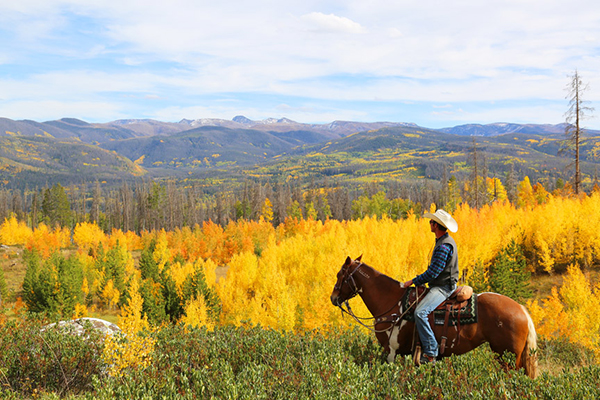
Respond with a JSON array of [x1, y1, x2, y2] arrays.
[[1, 116, 599, 196]]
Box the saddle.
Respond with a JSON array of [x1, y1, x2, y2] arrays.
[[403, 285, 477, 356], [407, 285, 473, 311]]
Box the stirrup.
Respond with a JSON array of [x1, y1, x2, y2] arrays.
[[419, 353, 436, 365]]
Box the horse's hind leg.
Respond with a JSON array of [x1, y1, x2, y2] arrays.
[[478, 293, 531, 373]]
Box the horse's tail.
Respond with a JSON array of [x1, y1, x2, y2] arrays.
[[521, 304, 538, 379]]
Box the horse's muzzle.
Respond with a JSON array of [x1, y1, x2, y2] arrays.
[[330, 293, 339, 306]]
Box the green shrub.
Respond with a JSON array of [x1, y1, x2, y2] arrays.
[[0, 315, 105, 397], [1, 319, 600, 399]]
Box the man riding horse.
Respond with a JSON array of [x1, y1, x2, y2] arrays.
[[400, 209, 458, 365]]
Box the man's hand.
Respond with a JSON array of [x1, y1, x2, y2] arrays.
[[399, 279, 413, 289]]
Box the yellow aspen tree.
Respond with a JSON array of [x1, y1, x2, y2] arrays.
[[559, 264, 600, 353], [517, 176, 535, 208], [102, 278, 155, 377], [181, 295, 213, 330], [261, 197, 274, 224], [0, 216, 32, 245], [108, 228, 143, 251], [217, 251, 260, 326], [100, 279, 120, 310], [73, 222, 107, 250], [533, 231, 555, 273], [72, 303, 88, 318], [527, 287, 568, 339], [168, 261, 196, 297], [485, 177, 508, 203], [532, 182, 551, 205], [152, 230, 171, 272], [82, 277, 90, 298], [528, 264, 600, 356]]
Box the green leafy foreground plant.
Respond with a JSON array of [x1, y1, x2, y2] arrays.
[[2, 321, 600, 399]]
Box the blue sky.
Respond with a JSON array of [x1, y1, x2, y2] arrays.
[[1, 0, 599, 129]]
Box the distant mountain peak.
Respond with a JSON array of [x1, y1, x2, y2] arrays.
[[232, 115, 253, 124], [57, 118, 89, 126], [232, 116, 297, 125], [277, 117, 295, 124], [438, 122, 570, 137], [110, 119, 154, 125]]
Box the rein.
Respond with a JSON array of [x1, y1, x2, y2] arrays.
[[338, 298, 416, 334], [335, 260, 421, 334]]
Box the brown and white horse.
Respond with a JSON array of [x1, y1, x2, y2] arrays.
[[330, 256, 538, 378]]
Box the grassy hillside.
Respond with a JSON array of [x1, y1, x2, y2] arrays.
[[0, 135, 146, 187], [232, 125, 590, 189], [0, 117, 600, 191], [100, 125, 311, 170]]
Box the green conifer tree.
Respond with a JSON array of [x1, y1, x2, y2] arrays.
[[41, 184, 73, 228], [22, 251, 84, 316], [489, 240, 532, 302], [182, 264, 221, 322], [56, 256, 84, 316], [138, 239, 168, 323]]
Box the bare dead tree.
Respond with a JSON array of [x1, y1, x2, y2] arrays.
[[564, 70, 594, 194]]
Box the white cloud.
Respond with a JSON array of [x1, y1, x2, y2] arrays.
[[0, 0, 599, 126], [300, 12, 366, 34]]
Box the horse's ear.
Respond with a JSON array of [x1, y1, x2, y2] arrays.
[[356, 254, 362, 262], [344, 256, 352, 265]]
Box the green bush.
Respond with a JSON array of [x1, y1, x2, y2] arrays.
[[0, 315, 105, 398], [1, 319, 600, 399]]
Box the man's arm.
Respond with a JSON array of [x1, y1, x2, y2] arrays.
[[401, 243, 452, 287]]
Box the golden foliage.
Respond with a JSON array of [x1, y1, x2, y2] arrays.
[[107, 229, 142, 251], [73, 222, 107, 250], [26, 223, 71, 257], [102, 278, 155, 377], [100, 279, 120, 310], [261, 198, 274, 224], [529, 264, 600, 357], [181, 295, 214, 331], [72, 303, 88, 318], [0, 216, 32, 245], [12, 190, 600, 355]]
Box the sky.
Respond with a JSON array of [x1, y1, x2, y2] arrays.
[[1, 0, 600, 129]]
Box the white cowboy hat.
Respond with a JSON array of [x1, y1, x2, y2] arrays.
[[424, 209, 458, 233]]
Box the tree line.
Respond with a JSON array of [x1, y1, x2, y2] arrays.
[[0, 164, 590, 235]]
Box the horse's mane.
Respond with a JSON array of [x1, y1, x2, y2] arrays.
[[362, 262, 401, 286]]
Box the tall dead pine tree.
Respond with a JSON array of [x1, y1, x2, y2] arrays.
[[564, 70, 594, 194]]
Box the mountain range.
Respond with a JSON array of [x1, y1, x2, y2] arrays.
[[0, 116, 597, 189]]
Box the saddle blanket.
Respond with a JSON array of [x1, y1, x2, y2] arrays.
[[401, 287, 478, 326]]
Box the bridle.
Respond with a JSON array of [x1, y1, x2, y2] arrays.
[[333, 259, 418, 335], [332, 259, 364, 304]]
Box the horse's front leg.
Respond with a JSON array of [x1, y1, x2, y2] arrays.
[[377, 320, 411, 363]]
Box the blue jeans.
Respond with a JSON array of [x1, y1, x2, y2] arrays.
[[414, 284, 456, 357]]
